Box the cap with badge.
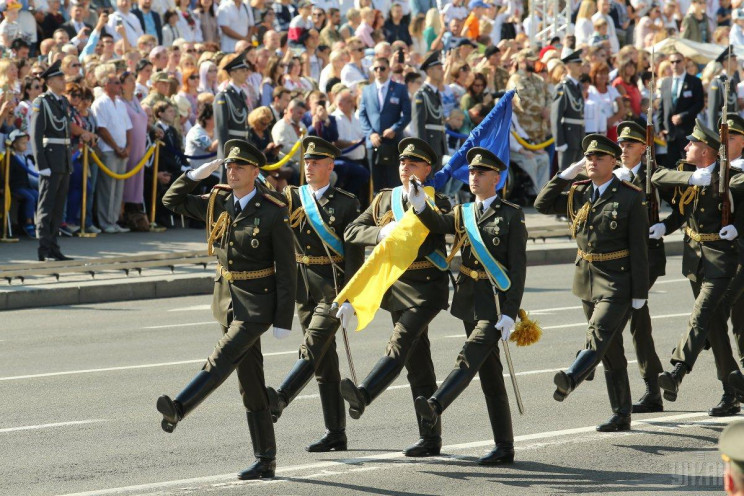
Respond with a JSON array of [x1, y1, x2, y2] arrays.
[[223, 139, 266, 168], [514, 48, 538, 61], [467, 147, 506, 172], [561, 50, 582, 64], [398, 137, 437, 165], [617, 121, 646, 144], [223, 50, 249, 73], [720, 419, 744, 472], [303, 136, 340, 160], [151, 71, 170, 83], [40, 60, 64, 80], [686, 119, 721, 150], [717, 112, 744, 136], [420, 51, 443, 72], [582, 133, 622, 159], [716, 45, 737, 63]]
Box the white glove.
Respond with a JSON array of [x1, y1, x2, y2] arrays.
[[631, 299, 646, 310], [649, 222, 666, 240], [187, 158, 223, 181], [495, 315, 516, 341], [335, 302, 356, 331], [377, 221, 398, 242], [720, 225, 739, 241], [273, 327, 291, 339], [555, 144, 568, 152], [689, 168, 711, 186], [406, 181, 427, 213], [558, 157, 586, 180], [37, 168, 52, 177], [613, 167, 632, 182]]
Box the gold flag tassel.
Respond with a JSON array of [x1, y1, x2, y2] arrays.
[[510, 308, 542, 346]]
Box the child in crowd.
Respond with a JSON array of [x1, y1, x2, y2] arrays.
[[6, 129, 37, 238], [590, 17, 611, 50]]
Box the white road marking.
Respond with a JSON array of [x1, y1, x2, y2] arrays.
[[145, 321, 213, 329], [167, 304, 211, 312], [0, 419, 108, 434], [655, 278, 689, 285]]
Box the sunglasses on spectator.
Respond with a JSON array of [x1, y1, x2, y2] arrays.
[[189, 74, 199, 80], [31, 84, 41, 90], [372, 66, 388, 72], [353, 47, 364, 52], [70, 92, 82, 98], [670, 59, 683, 64], [316, 100, 326, 106], [71, 63, 81, 68]]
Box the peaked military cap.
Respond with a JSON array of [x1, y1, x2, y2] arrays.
[[686, 119, 721, 150], [720, 419, 744, 471], [617, 121, 646, 144], [561, 50, 582, 64], [151, 71, 170, 83], [303, 136, 340, 160], [582, 133, 621, 159], [40, 60, 64, 80], [716, 45, 737, 63], [717, 112, 744, 136], [398, 137, 437, 165], [223, 50, 249, 72], [420, 51, 443, 72], [467, 147, 506, 172], [224, 139, 266, 168]]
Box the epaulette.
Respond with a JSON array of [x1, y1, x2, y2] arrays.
[[573, 179, 592, 185], [500, 198, 522, 209], [263, 192, 287, 207], [333, 186, 356, 198], [212, 184, 232, 194], [621, 180, 642, 191]]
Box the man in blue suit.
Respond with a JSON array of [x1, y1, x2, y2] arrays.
[[359, 57, 412, 190]]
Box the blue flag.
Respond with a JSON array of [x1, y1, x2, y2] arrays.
[[432, 90, 514, 191]]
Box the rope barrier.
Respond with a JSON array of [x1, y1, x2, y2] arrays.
[[87, 145, 155, 180], [511, 132, 555, 150], [262, 138, 303, 171], [341, 139, 365, 154], [162, 143, 218, 160]]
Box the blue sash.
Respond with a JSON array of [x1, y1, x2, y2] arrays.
[[391, 186, 448, 271], [461, 202, 511, 291], [299, 185, 344, 257]]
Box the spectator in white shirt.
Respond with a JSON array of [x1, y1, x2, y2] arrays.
[[340, 36, 369, 88], [592, 0, 619, 54], [272, 98, 307, 179], [332, 88, 365, 162], [217, 0, 254, 53], [108, 0, 144, 46]]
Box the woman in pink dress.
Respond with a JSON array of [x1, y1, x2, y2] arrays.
[[121, 71, 150, 217]]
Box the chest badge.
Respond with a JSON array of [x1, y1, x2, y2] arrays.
[[251, 238, 260, 248]]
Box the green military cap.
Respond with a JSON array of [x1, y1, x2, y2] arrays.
[[617, 121, 646, 144], [398, 137, 437, 165], [224, 139, 266, 168], [303, 136, 340, 160], [686, 119, 721, 150], [467, 146, 506, 172], [717, 112, 744, 136], [720, 419, 744, 471], [152, 71, 170, 83], [582, 133, 621, 159]]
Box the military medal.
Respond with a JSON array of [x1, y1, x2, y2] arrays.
[[251, 238, 260, 248], [492, 237, 500, 246], [328, 208, 335, 223], [610, 221, 617, 230], [253, 218, 260, 236]]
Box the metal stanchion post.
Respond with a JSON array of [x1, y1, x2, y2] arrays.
[[149, 141, 166, 232], [1, 142, 18, 243], [76, 145, 96, 238]]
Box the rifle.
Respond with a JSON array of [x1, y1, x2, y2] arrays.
[[720, 45, 732, 227], [646, 48, 660, 225]]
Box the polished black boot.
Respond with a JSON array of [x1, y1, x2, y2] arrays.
[[709, 383, 742, 417], [632, 376, 664, 413], [157, 371, 216, 433], [554, 349, 598, 401], [238, 410, 276, 480], [415, 368, 473, 429], [49, 248, 73, 261], [479, 394, 514, 465], [596, 370, 631, 432], [478, 443, 515, 465], [729, 370, 744, 401], [267, 359, 315, 423], [404, 385, 441, 457], [658, 362, 688, 402], [341, 356, 400, 420], [306, 382, 347, 452]]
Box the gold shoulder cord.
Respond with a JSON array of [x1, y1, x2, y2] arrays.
[[285, 188, 306, 228], [567, 185, 590, 238], [677, 186, 698, 215], [371, 193, 394, 226], [206, 190, 228, 256], [446, 205, 468, 264]]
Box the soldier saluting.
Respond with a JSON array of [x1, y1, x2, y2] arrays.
[[412, 51, 446, 168], [535, 134, 649, 432], [158, 140, 296, 480]]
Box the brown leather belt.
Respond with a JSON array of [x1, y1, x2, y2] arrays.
[[685, 226, 721, 243], [408, 260, 436, 270], [217, 264, 275, 282], [295, 254, 344, 265], [577, 249, 630, 263], [460, 264, 489, 280]]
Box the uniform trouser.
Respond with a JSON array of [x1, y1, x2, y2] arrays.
[[36, 171, 70, 252], [721, 265, 744, 364], [628, 274, 664, 380], [558, 146, 584, 172], [384, 306, 439, 395], [95, 151, 127, 228], [296, 299, 341, 384], [582, 298, 632, 373], [671, 277, 739, 382]]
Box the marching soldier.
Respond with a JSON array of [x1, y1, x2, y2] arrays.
[[336, 137, 450, 457], [534, 134, 649, 432], [266, 137, 364, 452], [652, 120, 744, 416], [157, 140, 296, 480], [507, 48, 551, 155], [707, 46, 740, 130], [412, 51, 446, 168], [411, 147, 527, 465], [32, 60, 73, 261], [214, 51, 250, 179], [550, 50, 585, 172]]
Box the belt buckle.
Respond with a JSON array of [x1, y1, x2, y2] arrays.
[[301, 255, 310, 264], [222, 268, 234, 282], [470, 269, 479, 279]]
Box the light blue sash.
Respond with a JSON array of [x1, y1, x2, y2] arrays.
[[391, 186, 448, 271], [299, 185, 344, 257], [461, 202, 511, 291]]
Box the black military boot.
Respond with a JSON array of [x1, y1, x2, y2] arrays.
[[405, 385, 441, 457], [597, 370, 631, 432], [341, 356, 399, 419], [632, 376, 664, 413], [306, 382, 347, 452], [553, 349, 598, 401], [709, 383, 742, 417], [157, 371, 217, 433], [267, 359, 315, 423], [238, 410, 276, 480], [729, 370, 744, 402], [478, 395, 514, 465], [658, 362, 688, 402]]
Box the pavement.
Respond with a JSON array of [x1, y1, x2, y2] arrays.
[[0, 256, 740, 496]]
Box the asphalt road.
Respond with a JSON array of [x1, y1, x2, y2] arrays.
[[1, 256, 742, 496]]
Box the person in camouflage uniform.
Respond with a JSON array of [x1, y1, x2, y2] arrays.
[[506, 48, 550, 147]]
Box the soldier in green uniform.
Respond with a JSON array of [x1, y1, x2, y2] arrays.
[[611, 121, 666, 413], [411, 147, 527, 465], [535, 134, 649, 432], [336, 137, 450, 457], [652, 120, 743, 416], [157, 140, 296, 480], [551, 50, 586, 172], [412, 52, 446, 168], [707, 46, 740, 130], [214, 51, 250, 178], [266, 136, 364, 453]]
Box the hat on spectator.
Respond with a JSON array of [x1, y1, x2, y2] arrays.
[[40, 60, 64, 80], [152, 71, 170, 83], [514, 48, 538, 61], [223, 50, 249, 73], [561, 50, 582, 64], [149, 46, 167, 59], [582, 134, 621, 159], [540, 48, 558, 63], [455, 38, 477, 49], [484, 45, 500, 58], [303, 136, 340, 160], [420, 51, 443, 72], [398, 137, 436, 165], [538, 45, 556, 60], [717, 112, 744, 136], [175, 97, 191, 118], [468, 0, 489, 8], [5, 0, 22, 10], [8, 129, 28, 143], [224, 139, 266, 168], [720, 420, 744, 472], [617, 121, 646, 144], [715, 45, 737, 63], [686, 119, 720, 150], [467, 146, 506, 172]]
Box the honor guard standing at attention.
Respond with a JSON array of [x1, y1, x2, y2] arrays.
[[266, 136, 364, 453], [652, 120, 744, 415], [214, 51, 250, 178], [551, 50, 585, 172], [32, 60, 73, 261], [612, 121, 666, 413], [708, 46, 740, 130], [158, 140, 296, 480], [412, 51, 447, 167], [535, 134, 649, 432], [337, 137, 451, 457], [411, 147, 527, 466]]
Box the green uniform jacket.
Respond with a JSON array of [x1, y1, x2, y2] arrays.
[[417, 198, 527, 321], [163, 173, 296, 329], [534, 175, 649, 302], [729, 164, 744, 264], [284, 185, 364, 304], [631, 163, 667, 281], [344, 189, 451, 312]]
